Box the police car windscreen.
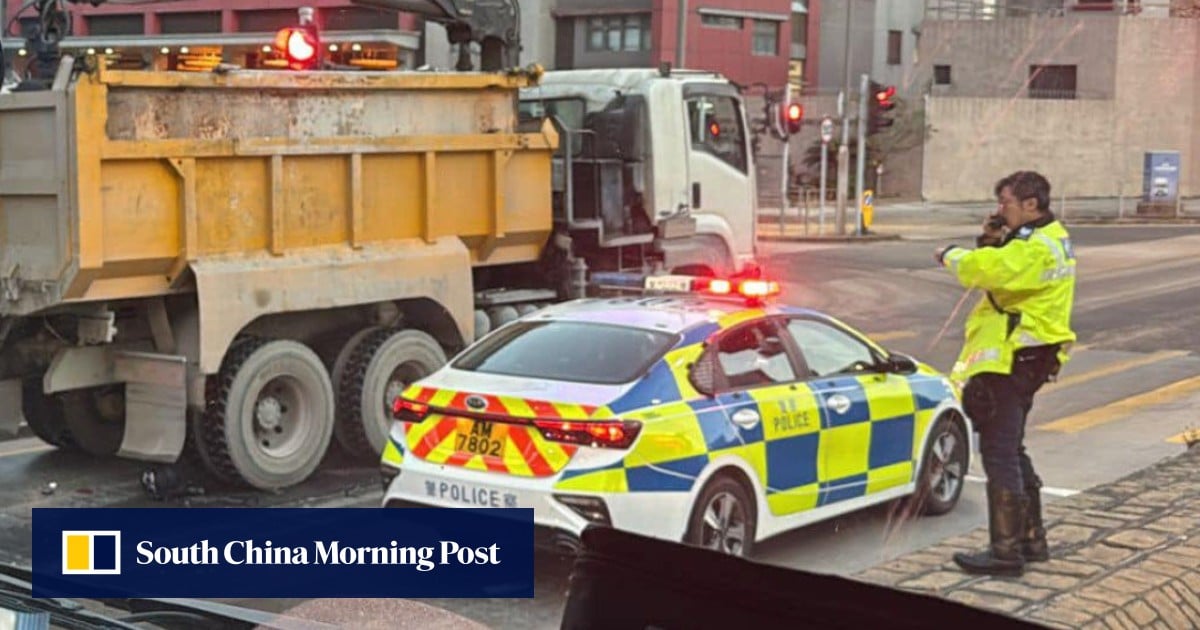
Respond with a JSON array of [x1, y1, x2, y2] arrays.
[[452, 321, 677, 385]]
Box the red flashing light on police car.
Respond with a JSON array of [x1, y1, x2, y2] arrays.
[[689, 276, 781, 302]]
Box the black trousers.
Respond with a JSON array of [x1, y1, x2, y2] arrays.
[[962, 346, 1061, 494]]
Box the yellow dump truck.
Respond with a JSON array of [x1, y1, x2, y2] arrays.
[[0, 18, 761, 490]]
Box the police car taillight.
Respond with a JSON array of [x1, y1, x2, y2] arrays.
[[533, 419, 641, 449], [392, 397, 429, 422]]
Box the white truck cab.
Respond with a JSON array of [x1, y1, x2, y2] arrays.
[[520, 68, 758, 277]]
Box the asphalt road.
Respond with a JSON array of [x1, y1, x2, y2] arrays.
[[2, 224, 1199, 629]]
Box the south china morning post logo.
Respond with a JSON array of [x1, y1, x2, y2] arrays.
[[61, 531, 121, 575], [35, 508, 534, 599]]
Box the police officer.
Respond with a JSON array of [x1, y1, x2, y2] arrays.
[[935, 171, 1077, 577]]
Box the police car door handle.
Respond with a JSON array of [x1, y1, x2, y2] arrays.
[[731, 408, 760, 430], [826, 394, 851, 415]]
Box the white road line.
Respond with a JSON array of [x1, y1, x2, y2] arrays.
[[964, 474, 1080, 497]]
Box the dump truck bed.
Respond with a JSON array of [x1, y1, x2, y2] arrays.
[[0, 59, 556, 318]]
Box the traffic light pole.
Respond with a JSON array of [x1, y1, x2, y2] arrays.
[[779, 83, 793, 235], [856, 73, 868, 236], [835, 0, 853, 236]]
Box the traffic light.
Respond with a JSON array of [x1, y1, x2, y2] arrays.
[[782, 102, 804, 135], [767, 99, 803, 139], [273, 8, 321, 70], [867, 81, 896, 134]]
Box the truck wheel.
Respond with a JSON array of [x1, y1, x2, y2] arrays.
[[20, 379, 77, 449], [328, 326, 382, 403], [202, 338, 335, 490], [60, 386, 126, 457], [336, 329, 446, 458]]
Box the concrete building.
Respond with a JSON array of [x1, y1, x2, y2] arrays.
[[913, 1, 1198, 202]]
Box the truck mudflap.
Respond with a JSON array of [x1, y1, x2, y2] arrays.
[[113, 351, 187, 462]]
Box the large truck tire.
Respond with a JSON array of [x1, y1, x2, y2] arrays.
[[200, 337, 335, 490], [336, 329, 446, 459], [20, 379, 77, 449], [60, 385, 126, 457]]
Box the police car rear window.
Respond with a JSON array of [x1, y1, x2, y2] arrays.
[[451, 321, 677, 385]]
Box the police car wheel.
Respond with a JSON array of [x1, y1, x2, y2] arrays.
[[685, 476, 756, 558], [914, 416, 968, 516]]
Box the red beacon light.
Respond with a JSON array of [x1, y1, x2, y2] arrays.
[[272, 8, 321, 71], [641, 274, 780, 304]]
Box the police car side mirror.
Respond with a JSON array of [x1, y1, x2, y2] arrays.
[[887, 353, 918, 375]]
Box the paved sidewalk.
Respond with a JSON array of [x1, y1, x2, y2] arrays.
[[853, 439, 1200, 628]]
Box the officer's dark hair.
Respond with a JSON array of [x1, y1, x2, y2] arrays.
[[994, 171, 1051, 213]]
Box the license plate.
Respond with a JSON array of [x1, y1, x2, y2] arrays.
[[423, 479, 521, 508], [455, 420, 506, 457], [645, 275, 694, 292]]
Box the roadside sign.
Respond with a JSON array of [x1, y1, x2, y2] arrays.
[[820, 117, 834, 144]]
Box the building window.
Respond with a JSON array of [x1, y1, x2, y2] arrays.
[[158, 12, 221, 35], [585, 15, 651, 52], [752, 20, 778, 56], [791, 13, 807, 47], [85, 14, 144, 36], [1029, 65, 1077, 99], [238, 9, 304, 33], [702, 14, 744, 29], [934, 65, 951, 85], [887, 30, 902, 65], [325, 7, 396, 30]]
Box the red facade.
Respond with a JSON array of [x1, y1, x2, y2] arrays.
[[4, 1, 416, 37], [651, 0, 793, 88]]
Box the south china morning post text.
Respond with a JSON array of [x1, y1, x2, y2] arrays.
[[32, 507, 535, 599], [134, 538, 500, 573]]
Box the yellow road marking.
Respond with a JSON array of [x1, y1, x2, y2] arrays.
[[868, 330, 918, 342], [1043, 350, 1188, 393], [1166, 428, 1200, 445], [1038, 374, 1200, 434]]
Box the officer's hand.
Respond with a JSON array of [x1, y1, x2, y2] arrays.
[[934, 245, 957, 266], [982, 214, 1006, 239]]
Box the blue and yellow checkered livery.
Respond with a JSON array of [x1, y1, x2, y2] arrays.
[[551, 308, 958, 517]]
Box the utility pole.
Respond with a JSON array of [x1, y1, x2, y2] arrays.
[[676, 0, 688, 67], [835, 0, 854, 235], [856, 73, 868, 236]]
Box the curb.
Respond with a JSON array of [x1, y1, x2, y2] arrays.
[[758, 232, 902, 243]]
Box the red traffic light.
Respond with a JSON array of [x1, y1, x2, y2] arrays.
[[274, 26, 320, 70], [780, 101, 803, 134], [875, 85, 896, 109]]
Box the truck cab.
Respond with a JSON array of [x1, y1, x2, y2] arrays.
[[519, 68, 758, 277]]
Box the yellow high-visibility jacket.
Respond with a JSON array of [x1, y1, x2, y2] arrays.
[[940, 215, 1077, 388]]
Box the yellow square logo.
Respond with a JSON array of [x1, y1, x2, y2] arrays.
[[61, 531, 121, 575]]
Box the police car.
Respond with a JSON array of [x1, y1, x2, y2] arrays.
[[380, 274, 971, 557]]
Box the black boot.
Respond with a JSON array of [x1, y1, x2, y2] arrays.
[[954, 485, 1026, 577], [1021, 483, 1049, 562]]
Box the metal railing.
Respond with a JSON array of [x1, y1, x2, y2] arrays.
[[925, 0, 1149, 20]]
